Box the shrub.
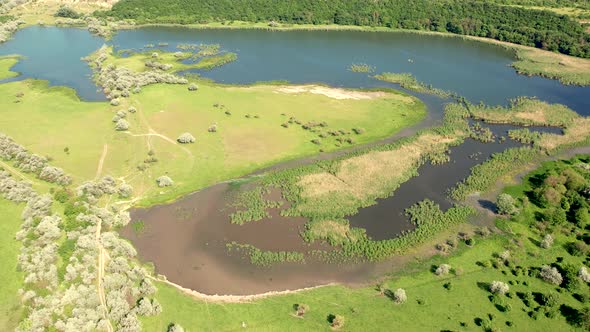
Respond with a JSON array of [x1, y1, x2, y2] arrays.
[[188, 83, 198, 91], [115, 119, 129, 131], [208, 124, 217, 133], [156, 176, 173, 187], [128, 106, 137, 113], [540, 234, 554, 249], [110, 98, 120, 106], [393, 288, 407, 304], [168, 324, 184, 332], [435, 264, 451, 276], [177, 133, 195, 144], [118, 184, 133, 198], [330, 315, 345, 329], [497, 193, 518, 216], [151, 52, 159, 58], [579, 266, 590, 283], [55, 6, 80, 19], [540, 265, 563, 285], [490, 281, 509, 295], [295, 303, 309, 316]]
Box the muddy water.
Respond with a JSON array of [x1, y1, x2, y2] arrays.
[[122, 184, 384, 295], [121, 123, 561, 295]]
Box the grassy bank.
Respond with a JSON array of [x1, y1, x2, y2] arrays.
[[0, 200, 24, 330], [0, 55, 19, 79]]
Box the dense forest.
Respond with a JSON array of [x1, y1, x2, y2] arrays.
[[103, 0, 590, 58]]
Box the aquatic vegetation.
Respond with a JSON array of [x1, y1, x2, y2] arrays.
[[229, 187, 283, 225], [374, 72, 456, 98], [226, 242, 305, 266], [348, 63, 375, 73], [194, 52, 237, 70]]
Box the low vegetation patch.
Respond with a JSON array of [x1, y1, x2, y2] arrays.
[[374, 72, 456, 98]]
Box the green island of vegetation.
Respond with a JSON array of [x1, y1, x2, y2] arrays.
[[0, 1, 589, 331]]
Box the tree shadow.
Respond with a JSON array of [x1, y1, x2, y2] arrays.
[[326, 314, 336, 324], [478, 199, 497, 213], [383, 289, 395, 301], [528, 237, 541, 247], [476, 281, 490, 292], [559, 304, 582, 327]]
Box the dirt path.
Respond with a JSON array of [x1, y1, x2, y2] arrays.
[[95, 144, 108, 180], [125, 131, 193, 156], [0, 160, 32, 182], [96, 221, 113, 332], [148, 275, 334, 303]]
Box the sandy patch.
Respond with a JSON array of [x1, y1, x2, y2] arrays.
[[276, 85, 389, 100]]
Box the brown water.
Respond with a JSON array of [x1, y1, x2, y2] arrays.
[[121, 122, 561, 295]]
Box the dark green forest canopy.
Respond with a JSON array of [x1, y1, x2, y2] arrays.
[[103, 0, 590, 58]]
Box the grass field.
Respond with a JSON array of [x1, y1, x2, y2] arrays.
[[143, 222, 584, 331], [0, 200, 25, 331], [0, 62, 425, 206], [0, 55, 19, 79]]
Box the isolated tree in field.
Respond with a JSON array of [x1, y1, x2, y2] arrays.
[[156, 176, 173, 187], [115, 119, 129, 131], [393, 288, 407, 303], [541, 234, 554, 249], [330, 315, 345, 329], [435, 264, 451, 276], [177, 132, 195, 144], [168, 323, 185, 332], [540, 265, 563, 285], [496, 193, 518, 216], [294, 303, 309, 317], [208, 124, 218, 133], [489, 281, 509, 295], [188, 83, 198, 91]]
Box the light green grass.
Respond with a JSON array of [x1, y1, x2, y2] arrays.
[[0, 55, 20, 80], [0, 66, 424, 206], [0, 200, 24, 330]]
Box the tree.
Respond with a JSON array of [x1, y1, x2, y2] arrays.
[[496, 193, 518, 216], [115, 119, 129, 131], [489, 281, 509, 295], [435, 264, 451, 276], [177, 133, 195, 144], [295, 303, 309, 316], [118, 184, 133, 198], [540, 265, 563, 285], [188, 83, 198, 91], [208, 124, 218, 132], [55, 6, 80, 19], [156, 176, 173, 187], [393, 288, 407, 303]]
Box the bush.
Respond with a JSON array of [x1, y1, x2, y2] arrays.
[[393, 288, 407, 304], [188, 83, 198, 91], [128, 106, 137, 113], [497, 193, 518, 216], [295, 303, 309, 316], [177, 132, 195, 144], [118, 184, 133, 198], [435, 264, 451, 276], [110, 98, 120, 106], [55, 6, 80, 19], [156, 176, 173, 187], [330, 315, 345, 329], [490, 281, 509, 295], [208, 124, 218, 133], [540, 265, 563, 285], [579, 266, 590, 283], [540, 234, 554, 249], [168, 324, 184, 332], [115, 119, 129, 131]]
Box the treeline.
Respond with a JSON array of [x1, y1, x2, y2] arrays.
[[103, 0, 590, 58]]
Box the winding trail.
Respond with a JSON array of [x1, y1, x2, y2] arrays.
[[124, 131, 193, 156], [95, 144, 108, 180]]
